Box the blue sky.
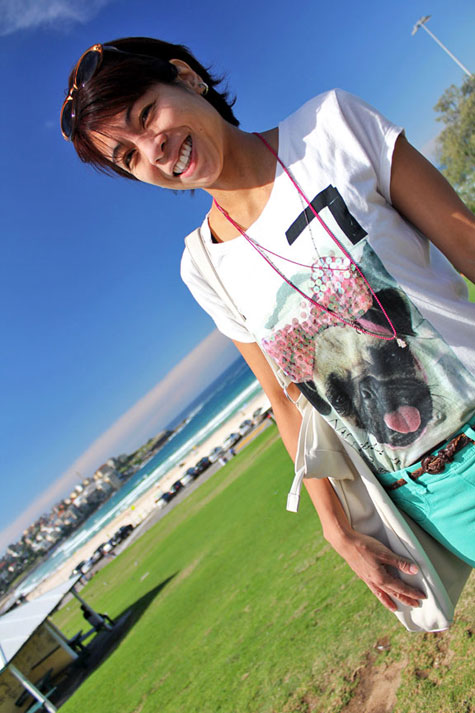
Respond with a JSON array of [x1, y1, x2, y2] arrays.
[[1, 0, 474, 553]]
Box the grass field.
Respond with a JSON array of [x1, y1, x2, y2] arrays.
[[465, 276, 475, 303], [54, 426, 475, 713]]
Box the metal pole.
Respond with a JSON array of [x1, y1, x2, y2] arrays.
[[8, 663, 57, 713], [71, 587, 113, 631], [44, 620, 79, 660], [412, 16, 472, 77]]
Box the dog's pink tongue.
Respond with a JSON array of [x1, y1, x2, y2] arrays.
[[384, 406, 421, 433]]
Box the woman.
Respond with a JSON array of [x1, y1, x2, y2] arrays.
[[61, 37, 475, 625]]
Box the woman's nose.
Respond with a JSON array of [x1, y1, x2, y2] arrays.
[[139, 132, 166, 165]]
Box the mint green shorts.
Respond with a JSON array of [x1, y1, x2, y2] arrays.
[[376, 420, 475, 567]]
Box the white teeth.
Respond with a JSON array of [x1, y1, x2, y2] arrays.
[[173, 137, 192, 175]]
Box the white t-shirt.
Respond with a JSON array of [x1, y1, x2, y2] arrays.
[[181, 89, 475, 474]]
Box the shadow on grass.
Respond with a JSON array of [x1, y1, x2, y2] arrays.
[[53, 573, 178, 708]]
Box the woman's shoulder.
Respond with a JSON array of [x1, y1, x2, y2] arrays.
[[280, 89, 401, 170], [278, 89, 362, 146], [282, 88, 378, 130]]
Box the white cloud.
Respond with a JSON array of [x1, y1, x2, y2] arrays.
[[0, 0, 116, 36], [0, 330, 238, 552]]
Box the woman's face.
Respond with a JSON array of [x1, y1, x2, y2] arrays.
[[91, 70, 227, 190]]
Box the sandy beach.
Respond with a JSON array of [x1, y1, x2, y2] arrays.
[[29, 389, 271, 599]]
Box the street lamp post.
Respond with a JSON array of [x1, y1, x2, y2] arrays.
[[412, 15, 472, 77]]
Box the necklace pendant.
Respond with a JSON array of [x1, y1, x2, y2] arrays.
[[396, 338, 407, 349]]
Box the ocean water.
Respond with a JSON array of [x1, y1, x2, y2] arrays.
[[19, 357, 261, 595]]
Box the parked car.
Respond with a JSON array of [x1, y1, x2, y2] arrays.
[[180, 470, 195, 487], [155, 491, 175, 509], [71, 560, 87, 577], [253, 406, 273, 423], [101, 540, 114, 554], [121, 524, 134, 537], [252, 407, 263, 421], [209, 446, 224, 463], [83, 557, 95, 573], [194, 457, 211, 475], [93, 541, 114, 559], [90, 546, 105, 564], [111, 524, 134, 544], [222, 432, 241, 450], [72, 558, 93, 577], [170, 480, 184, 494], [238, 419, 254, 437], [109, 531, 122, 547]]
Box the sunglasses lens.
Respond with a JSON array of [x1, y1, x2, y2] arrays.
[[61, 100, 74, 140], [61, 46, 103, 140], [75, 48, 102, 87]]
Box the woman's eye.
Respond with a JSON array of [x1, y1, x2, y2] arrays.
[[140, 103, 153, 128], [124, 149, 135, 170]]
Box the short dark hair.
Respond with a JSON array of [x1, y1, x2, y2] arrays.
[[63, 36, 239, 180]]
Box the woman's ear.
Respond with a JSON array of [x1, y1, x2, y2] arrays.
[[169, 59, 203, 94]]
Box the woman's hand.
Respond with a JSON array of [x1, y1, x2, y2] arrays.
[[332, 529, 426, 611], [302, 477, 427, 612]]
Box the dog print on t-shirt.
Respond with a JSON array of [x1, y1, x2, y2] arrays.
[[259, 186, 475, 474]]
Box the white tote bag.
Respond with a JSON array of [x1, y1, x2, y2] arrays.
[[185, 227, 472, 632]]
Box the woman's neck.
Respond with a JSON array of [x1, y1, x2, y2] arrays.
[[207, 127, 278, 242]]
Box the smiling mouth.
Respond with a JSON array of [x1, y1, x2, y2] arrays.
[[173, 136, 192, 175]]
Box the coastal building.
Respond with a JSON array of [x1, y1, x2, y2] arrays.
[[93, 463, 121, 491], [6, 545, 22, 559], [73, 482, 108, 510]]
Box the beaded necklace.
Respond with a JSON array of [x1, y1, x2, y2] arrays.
[[213, 132, 407, 348]]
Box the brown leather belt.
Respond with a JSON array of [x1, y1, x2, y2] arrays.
[[385, 433, 475, 492]]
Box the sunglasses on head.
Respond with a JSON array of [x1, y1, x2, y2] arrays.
[[60, 43, 120, 141]]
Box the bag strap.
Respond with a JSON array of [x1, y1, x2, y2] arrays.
[[185, 226, 308, 512], [185, 228, 247, 326]]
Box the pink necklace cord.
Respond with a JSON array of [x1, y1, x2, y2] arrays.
[[212, 132, 405, 346]]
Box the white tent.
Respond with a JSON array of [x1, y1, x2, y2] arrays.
[[0, 575, 81, 669], [0, 575, 82, 713]]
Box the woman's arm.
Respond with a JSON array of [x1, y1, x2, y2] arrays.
[[233, 340, 426, 611], [390, 134, 475, 282]]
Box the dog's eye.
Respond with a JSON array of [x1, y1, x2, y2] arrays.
[[333, 393, 351, 413], [326, 376, 353, 416]]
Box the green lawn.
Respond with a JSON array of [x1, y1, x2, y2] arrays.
[[54, 426, 475, 713], [465, 276, 475, 303]]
